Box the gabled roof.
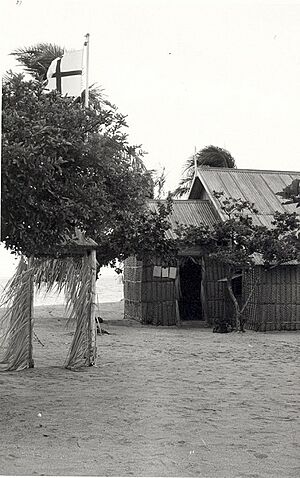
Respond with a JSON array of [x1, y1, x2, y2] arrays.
[[148, 200, 219, 238], [189, 167, 300, 227]]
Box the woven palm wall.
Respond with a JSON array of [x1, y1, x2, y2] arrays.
[[123, 255, 143, 322], [124, 255, 231, 326], [204, 259, 228, 325], [244, 265, 300, 331], [124, 256, 178, 325]]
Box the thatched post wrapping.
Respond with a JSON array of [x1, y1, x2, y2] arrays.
[[88, 250, 97, 366], [0, 256, 35, 371], [27, 256, 34, 368]]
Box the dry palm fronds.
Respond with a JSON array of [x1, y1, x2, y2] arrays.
[[31, 255, 96, 369], [0, 257, 34, 371], [0, 254, 96, 371], [64, 254, 96, 369]]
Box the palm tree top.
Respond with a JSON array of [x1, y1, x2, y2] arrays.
[[173, 145, 236, 197], [11, 43, 64, 81], [185, 145, 236, 172]]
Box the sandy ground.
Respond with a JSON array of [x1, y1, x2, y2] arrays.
[[0, 302, 299, 477]]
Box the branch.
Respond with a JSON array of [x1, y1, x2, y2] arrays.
[[241, 277, 260, 314]]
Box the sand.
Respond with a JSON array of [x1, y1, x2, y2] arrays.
[[0, 302, 299, 477]]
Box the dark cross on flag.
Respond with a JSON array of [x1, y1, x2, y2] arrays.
[[52, 58, 82, 93]]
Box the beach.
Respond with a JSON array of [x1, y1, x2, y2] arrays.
[[0, 267, 124, 306], [0, 298, 299, 477]]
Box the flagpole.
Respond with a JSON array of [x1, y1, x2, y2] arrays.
[[83, 33, 96, 364], [84, 33, 90, 108]]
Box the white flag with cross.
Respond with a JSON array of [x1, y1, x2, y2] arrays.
[[46, 49, 85, 98]]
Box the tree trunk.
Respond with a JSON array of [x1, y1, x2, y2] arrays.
[[226, 277, 243, 332]]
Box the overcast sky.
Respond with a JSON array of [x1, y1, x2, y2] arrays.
[[1, 0, 300, 273]]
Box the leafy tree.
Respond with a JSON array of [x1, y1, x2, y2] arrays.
[[176, 193, 300, 332], [95, 196, 179, 274], [1, 72, 154, 259], [173, 145, 236, 197], [2, 43, 177, 269]]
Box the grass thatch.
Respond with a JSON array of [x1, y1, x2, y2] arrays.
[[0, 254, 96, 371], [0, 257, 33, 371]]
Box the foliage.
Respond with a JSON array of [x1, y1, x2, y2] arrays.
[[176, 193, 300, 332], [173, 145, 236, 197], [95, 196, 179, 269], [11, 43, 64, 81], [276, 179, 300, 207], [3, 42, 177, 266], [1, 73, 153, 259], [149, 166, 167, 199], [2, 44, 177, 269], [251, 211, 300, 265]]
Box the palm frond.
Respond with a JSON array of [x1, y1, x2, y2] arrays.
[[0, 255, 96, 371], [172, 179, 193, 198], [64, 255, 95, 369], [0, 257, 34, 371], [173, 145, 236, 197], [11, 43, 64, 80], [30, 255, 95, 369]]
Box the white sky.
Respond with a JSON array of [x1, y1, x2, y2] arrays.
[[1, 0, 300, 273]]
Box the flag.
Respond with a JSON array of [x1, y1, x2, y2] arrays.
[[46, 50, 84, 97]]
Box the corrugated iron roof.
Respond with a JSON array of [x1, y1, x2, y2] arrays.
[[193, 167, 300, 227], [148, 200, 219, 238]]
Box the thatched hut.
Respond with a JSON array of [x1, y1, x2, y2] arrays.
[[124, 200, 227, 327], [124, 167, 300, 331]]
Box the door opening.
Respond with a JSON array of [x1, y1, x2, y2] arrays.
[[179, 257, 202, 321]]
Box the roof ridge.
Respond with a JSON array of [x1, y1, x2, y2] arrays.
[[147, 199, 211, 203], [197, 166, 300, 174]]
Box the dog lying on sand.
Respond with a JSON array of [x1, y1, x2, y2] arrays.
[[95, 316, 110, 335]]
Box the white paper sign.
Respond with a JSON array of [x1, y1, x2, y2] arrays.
[[169, 267, 177, 279], [161, 267, 169, 278], [153, 266, 162, 277]]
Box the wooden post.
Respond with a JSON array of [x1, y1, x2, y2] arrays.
[[28, 256, 34, 368], [201, 256, 209, 323], [174, 260, 181, 326], [88, 250, 97, 365]]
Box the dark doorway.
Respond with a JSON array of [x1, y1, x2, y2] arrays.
[[179, 257, 202, 321]]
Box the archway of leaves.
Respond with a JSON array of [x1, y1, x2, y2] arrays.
[[0, 243, 97, 372]]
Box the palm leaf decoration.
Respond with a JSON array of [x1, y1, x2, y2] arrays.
[[64, 256, 95, 369], [173, 145, 236, 197], [11, 43, 64, 81], [0, 254, 96, 371], [0, 257, 34, 371], [33, 255, 96, 370]]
